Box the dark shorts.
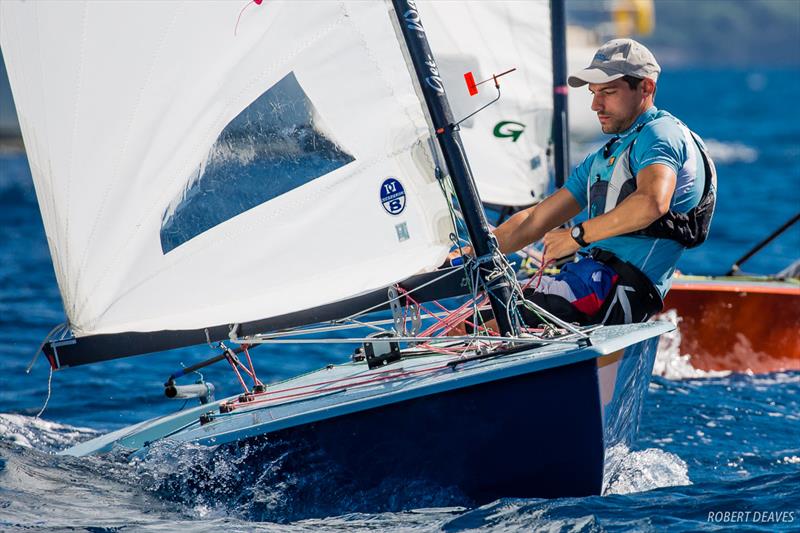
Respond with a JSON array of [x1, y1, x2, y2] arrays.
[[521, 250, 664, 327]]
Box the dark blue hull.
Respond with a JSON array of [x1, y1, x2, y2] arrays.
[[253, 356, 605, 503], [64, 328, 663, 515], [232, 337, 658, 505]]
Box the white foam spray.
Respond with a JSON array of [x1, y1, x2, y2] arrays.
[[653, 310, 731, 380], [603, 443, 691, 495]]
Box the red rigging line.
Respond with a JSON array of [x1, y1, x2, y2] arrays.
[[235, 0, 265, 37], [398, 286, 495, 338], [226, 352, 250, 392], [223, 362, 454, 412]]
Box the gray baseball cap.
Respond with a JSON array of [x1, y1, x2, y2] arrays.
[[568, 38, 661, 88]]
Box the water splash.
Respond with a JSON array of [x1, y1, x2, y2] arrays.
[[603, 443, 691, 496], [653, 310, 731, 380], [128, 436, 469, 523], [0, 413, 98, 452]]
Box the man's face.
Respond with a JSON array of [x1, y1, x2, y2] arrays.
[[589, 78, 644, 134]]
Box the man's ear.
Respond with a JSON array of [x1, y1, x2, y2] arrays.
[[642, 78, 656, 99]]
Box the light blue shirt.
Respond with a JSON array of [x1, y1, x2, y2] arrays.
[[564, 106, 707, 298]]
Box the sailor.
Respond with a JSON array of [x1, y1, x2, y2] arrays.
[[454, 38, 716, 327]]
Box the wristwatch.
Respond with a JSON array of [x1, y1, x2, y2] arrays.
[[570, 223, 589, 247]]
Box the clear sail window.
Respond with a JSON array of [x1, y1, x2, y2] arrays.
[[160, 72, 355, 254]]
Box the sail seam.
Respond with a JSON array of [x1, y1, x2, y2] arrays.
[[72, 2, 185, 324], [64, 1, 90, 321], [23, 2, 71, 324]]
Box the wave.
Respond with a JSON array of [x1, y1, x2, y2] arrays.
[[703, 139, 759, 164], [603, 443, 691, 496], [129, 436, 470, 523], [0, 413, 97, 453]]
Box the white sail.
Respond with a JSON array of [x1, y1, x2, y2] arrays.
[[419, 0, 553, 207], [0, 0, 453, 336]]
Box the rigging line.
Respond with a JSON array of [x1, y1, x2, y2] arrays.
[[437, 165, 460, 229], [519, 298, 588, 338], [400, 288, 464, 337], [229, 366, 410, 399], [224, 349, 250, 393], [231, 354, 258, 382], [421, 298, 493, 338], [27, 321, 68, 373], [35, 366, 53, 419], [234, 0, 263, 37], [252, 311, 453, 340], [337, 267, 464, 323], [341, 316, 391, 333], [438, 169, 476, 302], [409, 293, 487, 337], [501, 246, 552, 332], [242, 345, 262, 387], [231, 334, 566, 345], [224, 364, 454, 410], [451, 84, 503, 129]]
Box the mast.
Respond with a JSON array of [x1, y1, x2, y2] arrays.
[[390, 0, 516, 336], [550, 0, 570, 189]]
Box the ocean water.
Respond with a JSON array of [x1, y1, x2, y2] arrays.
[[1, 69, 799, 531]]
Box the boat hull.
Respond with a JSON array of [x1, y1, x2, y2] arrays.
[[62, 323, 668, 503], [269, 356, 605, 501], [261, 339, 656, 502], [664, 277, 800, 373]]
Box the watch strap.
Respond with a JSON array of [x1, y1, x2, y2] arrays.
[[572, 223, 589, 247]]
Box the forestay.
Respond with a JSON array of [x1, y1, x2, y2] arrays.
[[419, 1, 553, 207], [1, 0, 453, 338]]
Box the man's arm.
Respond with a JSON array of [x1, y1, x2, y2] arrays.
[[494, 188, 583, 254], [448, 188, 582, 263], [582, 163, 676, 242], [542, 163, 677, 262]]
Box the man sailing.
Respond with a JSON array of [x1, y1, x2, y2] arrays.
[[453, 38, 716, 327]]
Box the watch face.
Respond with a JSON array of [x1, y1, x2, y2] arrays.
[[571, 226, 580, 238]]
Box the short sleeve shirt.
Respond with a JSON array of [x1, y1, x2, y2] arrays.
[[563, 107, 707, 297]]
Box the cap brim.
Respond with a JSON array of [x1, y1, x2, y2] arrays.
[[567, 68, 624, 88]]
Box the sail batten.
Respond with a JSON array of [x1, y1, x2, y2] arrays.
[[2, 0, 456, 349]]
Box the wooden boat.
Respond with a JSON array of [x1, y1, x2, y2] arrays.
[[663, 274, 800, 373]]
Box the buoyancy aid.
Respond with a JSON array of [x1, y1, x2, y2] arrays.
[[587, 111, 717, 249]]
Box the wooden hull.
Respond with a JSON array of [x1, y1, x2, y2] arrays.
[[663, 277, 800, 373]]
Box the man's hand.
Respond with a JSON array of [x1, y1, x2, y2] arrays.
[[447, 245, 473, 266], [542, 228, 580, 263]]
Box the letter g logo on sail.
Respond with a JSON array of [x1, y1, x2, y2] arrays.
[[493, 121, 526, 142]]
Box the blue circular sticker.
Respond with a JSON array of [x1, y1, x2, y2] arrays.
[[380, 177, 406, 215]]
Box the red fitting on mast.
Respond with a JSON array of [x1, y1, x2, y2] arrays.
[[464, 72, 478, 96], [464, 68, 516, 96]]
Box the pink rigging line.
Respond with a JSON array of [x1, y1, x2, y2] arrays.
[[234, 0, 264, 36]]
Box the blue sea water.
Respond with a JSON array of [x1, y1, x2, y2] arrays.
[[1, 69, 799, 531]]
